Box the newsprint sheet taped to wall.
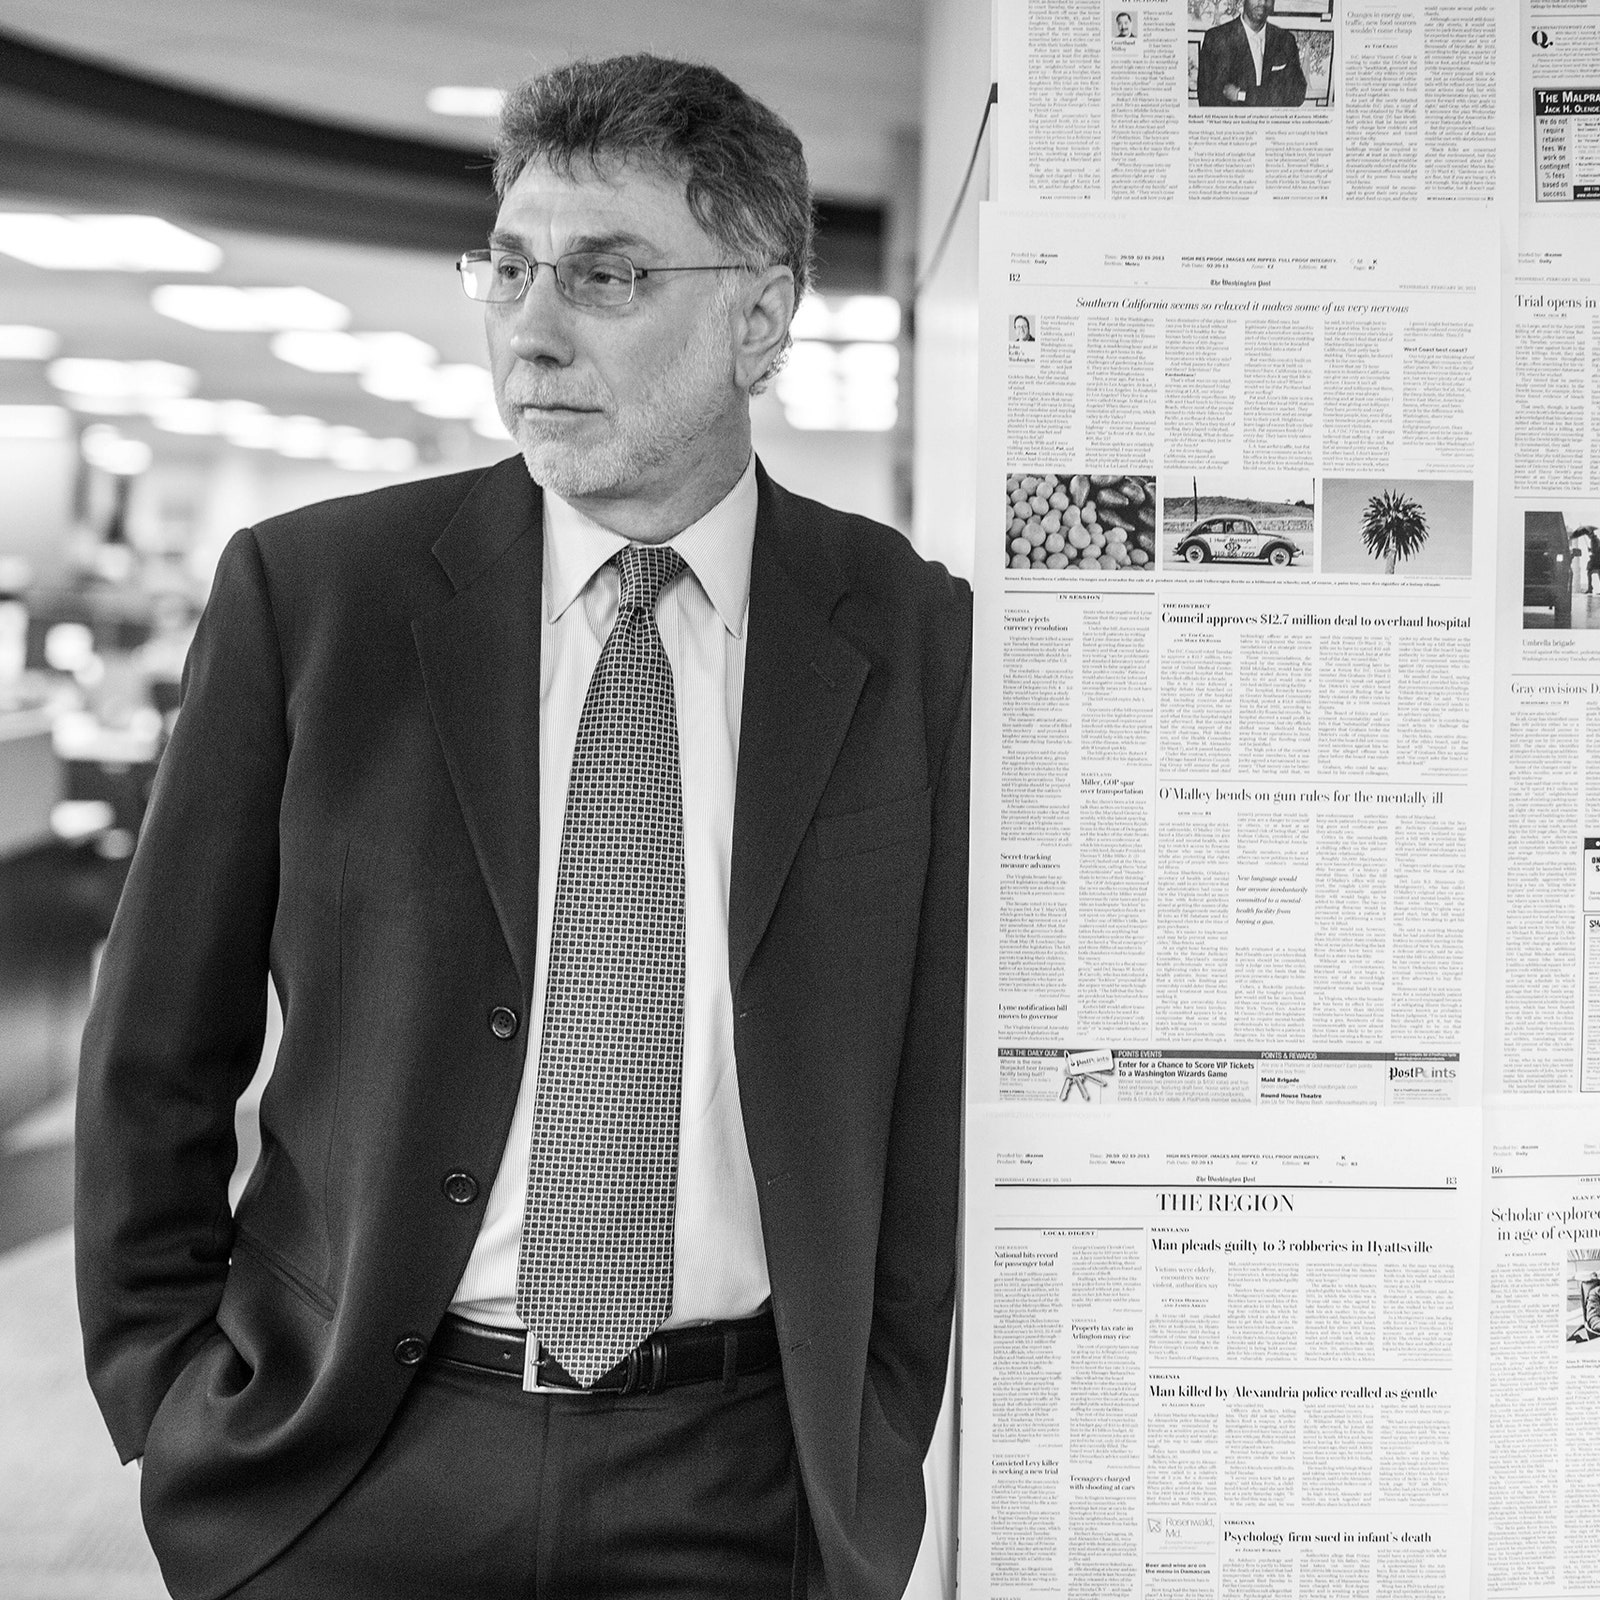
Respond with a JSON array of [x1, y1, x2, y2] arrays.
[[1488, 216, 1600, 1099], [1474, 1099, 1600, 1600], [958, 1104, 1483, 1600], [996, 0, 1515, 209], [1523, 0, 1600, 212], [970, 203, 1499, 1109]]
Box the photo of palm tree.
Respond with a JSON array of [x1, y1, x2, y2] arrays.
[[1360, 488, 1429, 573], [1319, 477, 1473, 578]]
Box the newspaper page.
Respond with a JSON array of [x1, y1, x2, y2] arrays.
[[970, 203, 1498, 1108], [960, 1103, 1482, 1600], [1486, 216, 1600, 1098], [1473, 1099, 1600, 1600], [996, 0, 1514, 208], [1523, 0, 1600, 211]]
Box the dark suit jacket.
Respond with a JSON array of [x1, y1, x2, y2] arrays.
[[75, 457, 972, 1600], [1196, 17, 1307, 108]]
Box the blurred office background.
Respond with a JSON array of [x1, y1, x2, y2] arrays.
[[0, 2, 987, 1594]]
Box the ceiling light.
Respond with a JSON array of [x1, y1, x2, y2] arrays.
[[270, 330, 365, 372], [0, 405, 70, 438], [360, 364, 434, 402], [0, 214, 222, 273], [47, 357, 197, 401], [789, 294, 901, 344], [427, 86, 505, 118], [152, 284, 350, 332], [357, 332, 436, 367], [272, 329, 436, 375], [0, 325, 60, 360], [60, 394, 142, 415], [414, 364, 495, 419], [224, 410, 281, 449], [217, 399, 267, 429], [274, 415, 331, 458], [80, 424, 153, 476], [148, 398, 224, 435]]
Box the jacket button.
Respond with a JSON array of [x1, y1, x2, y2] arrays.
[[393, 1334, 428, 1366], [442, 1170, 479, 1205], [489, 1006, 519, 1039]]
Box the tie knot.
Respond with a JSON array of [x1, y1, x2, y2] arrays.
[[615, 544, 686, 615]]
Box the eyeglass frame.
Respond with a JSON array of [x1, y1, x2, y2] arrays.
[[456, 247, 754, 309]]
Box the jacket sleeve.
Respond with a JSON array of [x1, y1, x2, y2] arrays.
[[75, 527, 287, 1463], [1278, 30, 1308, 106], [1195, 26, 1229, 106], [864, 592, 972, 1461]]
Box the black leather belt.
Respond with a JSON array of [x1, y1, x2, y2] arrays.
[[431, 1309, 780, 1395]]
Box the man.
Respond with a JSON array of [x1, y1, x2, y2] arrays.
[[1010, 313, 1035, 343], [76, 54, 970, 1600], [1196, 0, 1307, 108], [1115, 11, 1135, 40]]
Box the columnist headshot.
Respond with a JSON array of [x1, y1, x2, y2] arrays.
[[1115, 11, 1137, 39], [1196, 0, 1308, 107], [1011, 313, 1036, 342], [74, 50, 971, 1600]]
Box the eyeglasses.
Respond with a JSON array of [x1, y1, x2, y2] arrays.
[[457, 248, 749, 309]]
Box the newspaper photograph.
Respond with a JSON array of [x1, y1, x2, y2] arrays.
[[1473, 1099, 1600, 1598], [960, 1104, 1482, 1600], [996, 0, 1514, 208], [1487, 215, 1600, 1098], [970, 203, 1499, 1107]]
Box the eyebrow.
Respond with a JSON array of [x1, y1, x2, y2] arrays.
[[488, 227, 659, 257]]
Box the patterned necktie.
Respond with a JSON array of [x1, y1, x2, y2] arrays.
[[516, 543, 687, 1388]]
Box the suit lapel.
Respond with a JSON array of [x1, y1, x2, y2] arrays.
[[729, 466, 869, 990], [411, 456, 867, 998], [411, 458, 544, 992]]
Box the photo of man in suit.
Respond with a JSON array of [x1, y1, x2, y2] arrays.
[[75, 53, 971, 1600], [1196, 0, 1308, 107]]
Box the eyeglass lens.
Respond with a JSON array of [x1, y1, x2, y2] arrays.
[[458, 251, 636, 307]]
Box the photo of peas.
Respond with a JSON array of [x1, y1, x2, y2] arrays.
[[1004, 472, 1158, 571]]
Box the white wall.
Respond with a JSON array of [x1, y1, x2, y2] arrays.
[[911, 0, 992, 584], [904, 9, 991, 1596]]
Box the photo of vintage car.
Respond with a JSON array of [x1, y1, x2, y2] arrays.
[[1174, 516, 1303, 566]]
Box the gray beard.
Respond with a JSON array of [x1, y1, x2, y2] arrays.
[[504, 294, 740, 502]]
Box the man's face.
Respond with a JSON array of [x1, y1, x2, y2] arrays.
[[486, 158, 746, 507], [1242, 0, 1271, 27]]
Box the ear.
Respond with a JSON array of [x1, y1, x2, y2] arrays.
[[733, 265, 796, 393]]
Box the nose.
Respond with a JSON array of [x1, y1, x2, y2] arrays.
[[504, 263, 576, 367]]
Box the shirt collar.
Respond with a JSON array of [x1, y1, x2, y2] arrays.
[[542, 454, 758, 639]]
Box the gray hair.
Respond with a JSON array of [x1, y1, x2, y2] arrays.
[[494, 55, 814, 307]]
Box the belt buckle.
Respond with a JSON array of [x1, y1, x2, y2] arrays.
[[521, 1335, 664, 1395], [521, 1340, 583, 1395]]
